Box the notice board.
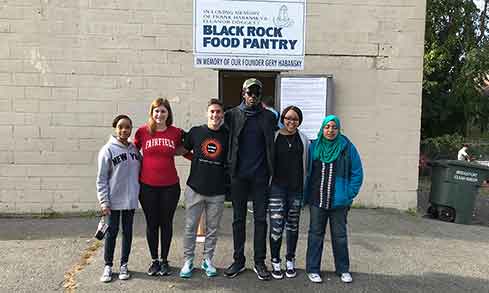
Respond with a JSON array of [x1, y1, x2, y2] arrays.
[[277, 75, 333, 139]]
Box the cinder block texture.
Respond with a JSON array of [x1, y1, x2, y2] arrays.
[[0, 0, 425, 212]]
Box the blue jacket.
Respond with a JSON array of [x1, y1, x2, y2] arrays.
[[303, 136, 363, 208]]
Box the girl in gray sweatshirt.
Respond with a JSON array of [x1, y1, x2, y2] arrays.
[[96, 115, 141, 283]]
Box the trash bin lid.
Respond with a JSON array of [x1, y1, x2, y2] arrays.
[[430, 160, 489, 171]]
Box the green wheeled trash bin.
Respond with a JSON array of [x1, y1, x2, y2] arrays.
[[427, 160, 489, 224]]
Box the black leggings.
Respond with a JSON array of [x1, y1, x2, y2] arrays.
[[139, 182, 181, 261]]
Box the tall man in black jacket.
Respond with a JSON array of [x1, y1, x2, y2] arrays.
[[223, 78, 278, 280]]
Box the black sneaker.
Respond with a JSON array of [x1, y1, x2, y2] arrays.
[[147, 260, 161, 276], [159, 261, 172, 276], [253, 263, 271, 281], [271, 261, 283, 280], [224, 262, 245, 278]]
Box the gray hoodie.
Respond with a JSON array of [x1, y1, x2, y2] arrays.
[[96, 135, 141, 210]]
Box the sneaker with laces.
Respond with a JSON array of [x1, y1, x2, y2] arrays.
[[307, 273, 323, 283], [179, 259, 194, 278], [224, 262, 246, 278], [147, 260, 161, 276], [271, 261, 283, 280], [201, 258, 218, 277], [100, 265, 112, 283], [119, 263, 130, 280], [253, 263, 271, 281], [160, 261, 172, 276], [285, 259, 296, 278], [340, 272, 353, 283]]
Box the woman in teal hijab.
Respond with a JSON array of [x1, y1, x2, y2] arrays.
[[304, 115, 363, 284], [313, 115, 347, 163]]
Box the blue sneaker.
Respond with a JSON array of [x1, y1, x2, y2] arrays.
[[202, 258, 218, 277], [179, 259, 194, 278]]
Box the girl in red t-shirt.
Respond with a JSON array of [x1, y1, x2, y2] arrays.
[[134, 98, 186, 276]]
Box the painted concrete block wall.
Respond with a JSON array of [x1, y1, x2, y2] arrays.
[[0, 0, 425, 213]]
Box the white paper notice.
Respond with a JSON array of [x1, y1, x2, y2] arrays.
[[280, 77, 328, 139]]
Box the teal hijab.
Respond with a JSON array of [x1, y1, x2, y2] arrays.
[[313, 115, 347, 163]]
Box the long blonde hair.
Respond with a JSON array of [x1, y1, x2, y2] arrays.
[[147, 98, 173, 135]]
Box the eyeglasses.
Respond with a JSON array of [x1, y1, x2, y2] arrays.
[[284, 116, 299, 122]]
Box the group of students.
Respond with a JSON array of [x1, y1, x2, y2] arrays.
[[95, 78, 364, 284]]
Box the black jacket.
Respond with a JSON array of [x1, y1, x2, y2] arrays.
[[224, 105, 278, 179]]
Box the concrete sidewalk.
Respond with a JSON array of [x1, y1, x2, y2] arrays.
[[1, 208, 488, 292]]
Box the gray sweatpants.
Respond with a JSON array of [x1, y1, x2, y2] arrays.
[[183, 186, 225, 262]]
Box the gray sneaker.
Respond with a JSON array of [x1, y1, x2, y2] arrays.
[[100, 265, 112, 283], [119, 263, 130, 280]]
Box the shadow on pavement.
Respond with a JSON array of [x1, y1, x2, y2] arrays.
[[82, 270, 489, 293]]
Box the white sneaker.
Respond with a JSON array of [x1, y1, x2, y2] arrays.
[[119, 263, 130, 280], [271, 261, 283, 279], [247, 201, 254, 213], [285, 259, 296, 278], [100, 265, 112, 283], [340, 272, 353, 283], [307, 273, 322, 283], [179, 259, 194, 278]]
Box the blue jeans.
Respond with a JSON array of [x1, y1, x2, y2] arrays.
[[104, 209, 135, 267], [306, 205, 349, 274], [268, 184, 302, 262]]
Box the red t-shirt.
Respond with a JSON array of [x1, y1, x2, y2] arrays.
[[134, 125, 182, 187]]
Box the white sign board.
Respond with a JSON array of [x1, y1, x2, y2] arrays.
[[193, 0, 306, 71], [279, 76, 331, 139]]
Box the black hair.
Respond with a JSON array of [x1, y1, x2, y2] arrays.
[[280, 106, 303, 126], [112, 114, 132, 128]]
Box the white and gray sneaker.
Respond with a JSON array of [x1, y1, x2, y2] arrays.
[[307, 273, 322, 283], [340, 272, 353, 283], [285, 259, 296, 278], [100, 265, 112, 283], [119, 263, 130, 280], [271, 261, 283, 279]]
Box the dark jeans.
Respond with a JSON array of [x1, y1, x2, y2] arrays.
[[268, 184, 302, 262], [139, 182, 181, 261], [306, 205, 350, 274], [231, 176, 269, 265], [104, 209, 135, 267]]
